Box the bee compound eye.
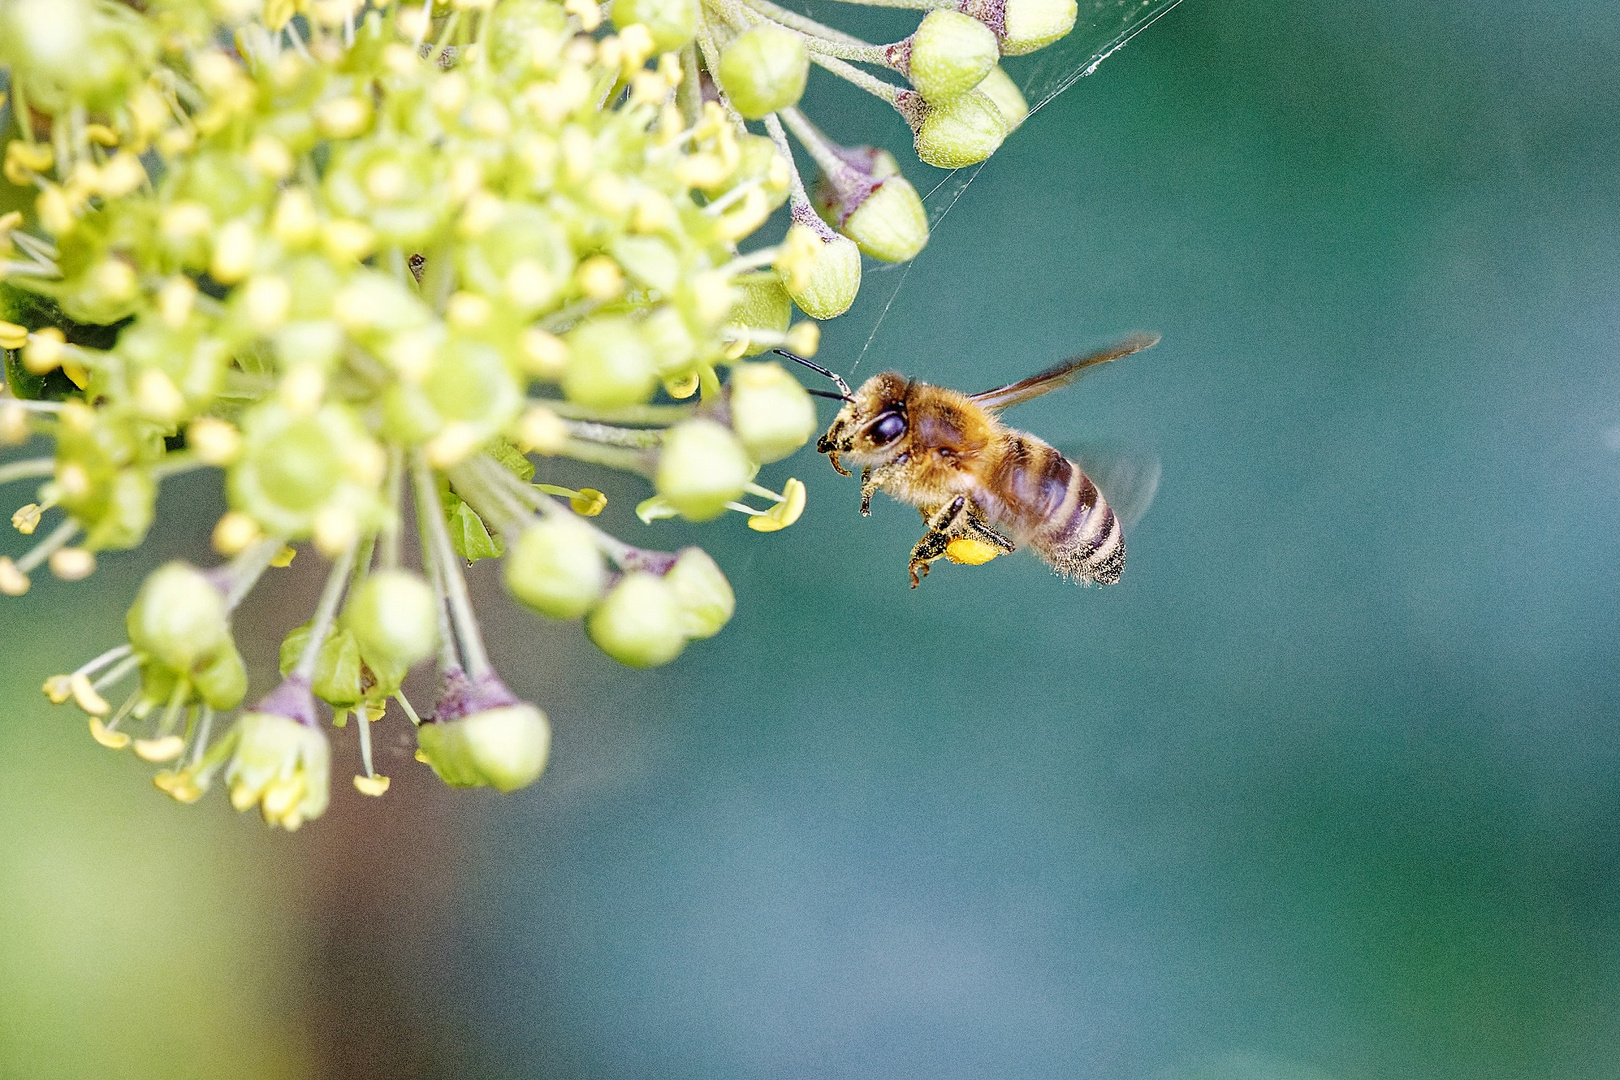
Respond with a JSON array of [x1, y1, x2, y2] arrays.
[[869, 411, 906, 445]]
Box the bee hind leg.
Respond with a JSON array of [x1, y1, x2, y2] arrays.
[[955, 506, 1017, 558], [907, 496, 968, 588]]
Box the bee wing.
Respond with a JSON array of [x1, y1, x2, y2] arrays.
[[1062, 445, 1161, 530], [969, 333, 1160, 411]]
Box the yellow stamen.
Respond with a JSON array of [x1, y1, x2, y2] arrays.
[[414, 748, 430, 764], [229, 781, 257, 811], [564, 0, 601, 31], [61, 359, 90, 389], [158, 276, 198, 327], [577, 255, 624, 301], [0, 404, 25, 445], [69, 673, 110, 715], [3, 141, 52, 186], [212, 510, 263, 555], [271, 545, 297, 567], [21, 326, 64, 373], [571, 488, 607, 516], [353, 774, 391, 796], [746, 478, 807, 533], [261, 775, 305, 821], [425, 421, 484, 469], [43, 675, 72, 703], [89, 717, 131, 750], [154, 770, 205, 803], [519, 329, 570, 379], [187, 418, 242, 465], [136, 369, 185, 422], [134, 735, 187, 762], [312, 505, 359, 556], [50, 547, 95, 581], [516, 406, 569, 455], [784, 321, 821, 357], [12, 503, 42, 535], [663, 372, 699, 399], [0, 557, 31, 596], [0, 321, 28, 350]]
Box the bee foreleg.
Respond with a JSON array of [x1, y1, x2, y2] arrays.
[[907, 496, 968, 589]]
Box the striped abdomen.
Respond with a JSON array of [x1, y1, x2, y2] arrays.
[[975, 433, 1125, 584]]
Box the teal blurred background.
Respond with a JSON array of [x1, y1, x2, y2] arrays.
[[8, 0, 1620, 1077]]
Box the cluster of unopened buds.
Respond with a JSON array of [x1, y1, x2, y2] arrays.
[[0, 0, 1084, 828]]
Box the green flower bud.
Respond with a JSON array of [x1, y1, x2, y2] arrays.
[[911, 89, 1007, 169], [841, 177, 929, 263], [126, 562, 230, 672], [279, 623, 365, 707], [344, 570, 438, 670], [456, 204, 574, 316], [717, 25, 809, 120], [417, 703, 552, 793], [81, 467, 156, 551], [504, 515, 607, 619], [665, 547, 734, 639], [611, 0, 699, 52], [563, 315, 658, 408], [907, 11, 998, 103], [323, 136, 449, 247], [810, 146, 899, 228], [229, 402, 383, 540], [729, 361, 817, 463], [727, 277, 792, 356], [225, 706, 330, 831], [784, 214, 862, 320], [976, 65, 1029, 132], [642, 306, 698, 377], [587, 571, 687, 667], [195, 642, 248, 711], [655, 418, 752, 520], [0, 0, 155, 112], [998, 0, 1077, 55]]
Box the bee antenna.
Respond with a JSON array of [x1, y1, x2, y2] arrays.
[[805, 388, 852, 402], [775, 349, 853, 401]]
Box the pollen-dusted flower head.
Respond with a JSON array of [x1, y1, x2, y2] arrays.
[[1, 0, 1178, 826]]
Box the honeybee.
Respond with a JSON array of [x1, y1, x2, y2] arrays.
[[784, 334, 1160, 588]]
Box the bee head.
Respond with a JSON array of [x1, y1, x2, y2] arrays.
[[816, 372, 910, 474]]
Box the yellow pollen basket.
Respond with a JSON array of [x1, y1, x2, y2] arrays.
[[944, 537, 1006, 566]]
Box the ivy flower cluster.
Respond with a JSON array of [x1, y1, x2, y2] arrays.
[[0, 0, 1079, 829]]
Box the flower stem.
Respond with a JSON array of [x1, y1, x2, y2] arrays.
[[72, 643, 133, 679], [413, 486, 462, 674], [564, 419, 667, 450], [779, 107, 849, 178], [222, 536, 284, 610], [677, 45, 704, 127], [413, 458, 494, 679], [532, 398, 698, 425], [809, 51, 903, 103], [380, 444, 405, 571], [16, 518, 77, 573], [735, 0, 870, 45], [763, 114, 812, 205], [291, 541, 357, 683], [0, 457, 55, 485]]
